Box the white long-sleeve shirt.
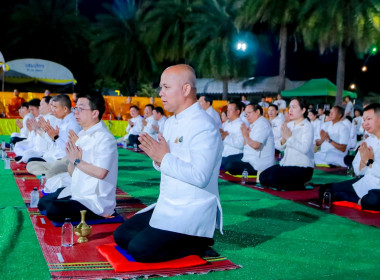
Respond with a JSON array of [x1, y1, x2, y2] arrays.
[[270, 115, 284, 147], [126, 115, 143, 135], [206, 106, 222, 128], [242, 116, 275, 171], [276, 118, 314, 168], [311, 118, 322, 143], [142, 115, 158, 138], [352, 134, 380, 198], [137, 102, 223, 238], [42, 113, 82, 162], [222, 118, 244, 157]]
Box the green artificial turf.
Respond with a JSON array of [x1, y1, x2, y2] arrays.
[[1, 139, 380, 279]]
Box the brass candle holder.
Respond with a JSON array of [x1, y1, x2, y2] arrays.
[[74, 210, 92, 243]]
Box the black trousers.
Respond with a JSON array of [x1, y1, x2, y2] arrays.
[[10, 137, 26, 145], [128, 134, 140, 146], [320, 178, 380, 211], [259, 165, 314, 190], [113, 209, 214, 263], [224, 153, 257, 176], [38, 187, 104, 223]]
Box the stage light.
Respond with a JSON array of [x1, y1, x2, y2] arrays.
[[349, 83, 356, 90], [361, 66, 367, 72]]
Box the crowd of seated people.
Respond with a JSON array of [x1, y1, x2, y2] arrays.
[[4, 64, 380, 266]]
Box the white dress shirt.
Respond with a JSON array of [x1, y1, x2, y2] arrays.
[[352, 134, 380, 198], [42, 113, 82, 162], [311, 118, 322, 143], [222, 118, 244, 157], [345, 101, 354, 118], [16, 114, 59, 162], [276, 118, 314, 168], [240, 111, 250, 127], [342, 118, 357, 150], [157, 116, 167, 134], [314, 120, 350, 166], [258, 101, 269, 108], [242, 116, 275, 171], [126, 115, 143, 136], [142, 115, 158, 138], [206, 106, 222, 128], [273, 99, 286, 111], [59, 121, 118, 216], [137, 102, 223, 238], [11, 113, 34, 139], [270, 115, 284, 147], [353, 116, 363, 136]]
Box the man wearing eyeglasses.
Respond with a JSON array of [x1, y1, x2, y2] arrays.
[[26, 94, 81, 179], [38, 92, 118, 222], [114, 64, 223, 262]]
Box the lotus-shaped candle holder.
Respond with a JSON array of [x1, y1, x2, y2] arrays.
[[74, 210, 92, 243]]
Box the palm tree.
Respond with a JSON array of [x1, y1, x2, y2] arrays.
[[9, 0, 90, 64], [236, 0, 301, 93], [139, 0, 193, 63], [186, 0, 256, 100], [91, 0, 157, 94], [7, 0, 93, 90], [300, 0, 380, 105]]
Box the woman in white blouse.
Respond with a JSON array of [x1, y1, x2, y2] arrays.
[[259, 98, 314, 190]]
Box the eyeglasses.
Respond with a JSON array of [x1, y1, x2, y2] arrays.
[[73, 107, 92, 113]]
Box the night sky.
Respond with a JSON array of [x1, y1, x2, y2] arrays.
[[3, 0, 380, 96]]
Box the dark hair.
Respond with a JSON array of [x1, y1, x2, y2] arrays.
[[130, 105, 139, 111], [201, 94, 213, 106], [325, 110, 330, 116], [229, 101, 242, 113], [363, 103, 380, 115], [52, 94, 72, 110], [77, 92, 106, 120], [145, 104, 154, 111], [242, 94, 247, 99], [240, 102, 246, 110], [291, 97, 308, 118], [153, 106, 164, 115], [354, 108, 362, 116], [19, 102, 29, 109], [269, 103, 278, 111], [28, 98, 41, 108], [346, 116, 353, 122], [333, 105, 345, 118], [345, 96, 352, 101], [43, 96, 52, 103], [248, 104, 263, 115], [308, 109, 317, 116]]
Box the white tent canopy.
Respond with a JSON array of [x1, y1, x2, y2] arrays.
[[196, 76, 305, 95], [2, 58, 76, 85]]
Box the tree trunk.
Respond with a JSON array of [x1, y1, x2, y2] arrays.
[[222, 79, 228, 100], [335, 43, 346, 106], [278, 24, 287, 93]]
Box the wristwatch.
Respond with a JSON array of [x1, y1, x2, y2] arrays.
[[53, 135, 59, 142], [73, 158, 81, 167], [366, 159, 374, 166], [328, 138, 333, 143]]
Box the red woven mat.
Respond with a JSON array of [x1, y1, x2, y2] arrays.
[[11, 163, 240, 279], [219, 170, 380, 229]]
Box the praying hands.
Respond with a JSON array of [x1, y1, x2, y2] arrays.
[[138, 132, 169, 164]]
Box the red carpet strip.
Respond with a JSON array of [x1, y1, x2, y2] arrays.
[[219, 170, 380, 229], [7, 151, 241, 279]]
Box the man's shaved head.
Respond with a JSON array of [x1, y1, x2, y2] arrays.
[[159, 64, 198, 115]]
